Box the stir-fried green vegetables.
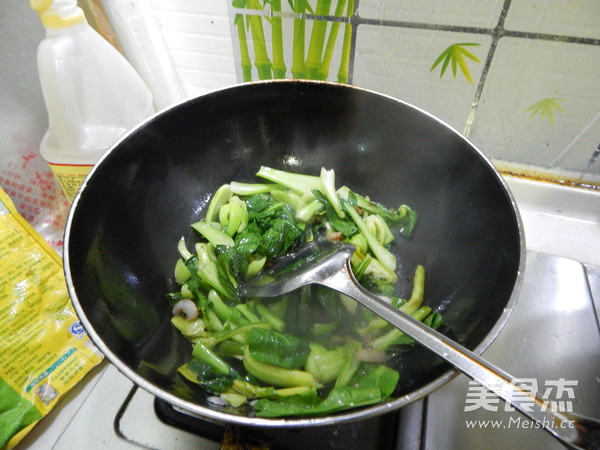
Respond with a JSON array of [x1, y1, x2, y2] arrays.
[[167, 166, 442, 417]]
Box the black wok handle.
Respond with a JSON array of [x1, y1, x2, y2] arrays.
[[320, 261, 600, 450]]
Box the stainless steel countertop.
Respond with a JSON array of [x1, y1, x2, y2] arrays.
[[418, 251, 600, 449]]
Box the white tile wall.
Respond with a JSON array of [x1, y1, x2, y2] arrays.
[[143, 0, 600, 185], [149, 0, 236, 97], [505, 0, 600, 39], [353, 26, 491, 132], [470, 38, 600, 173], [358, 0, 505, 28]]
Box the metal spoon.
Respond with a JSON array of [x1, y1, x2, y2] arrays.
[[238, 240, 600, 450]]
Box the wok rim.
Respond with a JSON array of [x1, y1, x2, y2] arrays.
[[63, 79, 526, 428]]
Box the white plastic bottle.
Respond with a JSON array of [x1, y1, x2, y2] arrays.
[[30, 0, 155, 200]]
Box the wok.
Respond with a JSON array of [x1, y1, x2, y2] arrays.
[[64, 80, 524, 427]]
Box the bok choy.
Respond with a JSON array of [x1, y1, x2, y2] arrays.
[[167, 166, 442, 417]]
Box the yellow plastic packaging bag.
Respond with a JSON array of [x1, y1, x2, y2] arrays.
[[0, 188, 103, 449]]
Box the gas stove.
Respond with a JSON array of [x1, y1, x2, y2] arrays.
[[18, 176, 600, 450]]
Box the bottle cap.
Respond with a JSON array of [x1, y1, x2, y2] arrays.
[[30, 0, 85, 28]]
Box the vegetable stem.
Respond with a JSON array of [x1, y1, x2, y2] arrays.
[[320, 167, 345, 218], [370, 306, 432, 351], [208, 289, 232, 321], [205, 184, 233, 223], [230, 181, 277, 196], [243, 346, 321, 388], [255, 302, 286, 331], [192, 343, 232, 375], [177, 237, 193, 261], [343, 202, 397, 273], [256, 166, 321, 196], [191, 221, 235, 247], [400, 265, 425, 315]]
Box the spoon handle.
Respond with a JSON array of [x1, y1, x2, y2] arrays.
[[322, 262, 600, 450]]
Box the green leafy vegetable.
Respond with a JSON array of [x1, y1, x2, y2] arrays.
[[247, 327, 310, 369], [312, 189, 358, 236], [350, 363, 400, 397], [167, 166, 442, 417], [253, 386, 384, 417], [338, 186, 418, 238], [178, 349, 238, 394]]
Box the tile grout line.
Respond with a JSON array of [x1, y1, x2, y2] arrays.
[[229, 7, 600, 47], [463, 0, 512, 138], [347, 0, 361, 85]]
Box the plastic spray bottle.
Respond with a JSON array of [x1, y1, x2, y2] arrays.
[[30, 0, 155, 200]]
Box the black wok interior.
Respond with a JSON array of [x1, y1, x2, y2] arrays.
[[66, 81, 522, 420]]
